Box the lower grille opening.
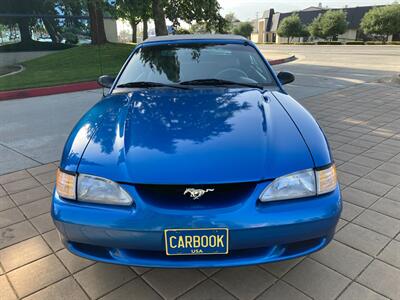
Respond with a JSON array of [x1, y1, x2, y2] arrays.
[[135, 183, 257, 209], [68, 237, 326, 266]]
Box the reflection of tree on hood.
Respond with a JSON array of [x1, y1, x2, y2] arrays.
[[139, 46, 203, 82], [84, 96, 131, 155], [125, 89, 250, 153]]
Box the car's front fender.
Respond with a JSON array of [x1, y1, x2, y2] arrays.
[[60, 93, 130, 172], [272, 91, 332, 167]]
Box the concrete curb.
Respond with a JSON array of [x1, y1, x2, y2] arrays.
[[0, 81, 100, 101], [0, 55, 296, 101], [0, 65, 25, 78], [268, 55, 297, 65]]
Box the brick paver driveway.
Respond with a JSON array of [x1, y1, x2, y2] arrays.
[[1, 81, 400, 299]]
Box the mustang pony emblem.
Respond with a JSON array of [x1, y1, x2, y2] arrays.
[[184, 188, 214, 200]]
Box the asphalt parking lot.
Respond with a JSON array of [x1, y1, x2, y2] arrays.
[[0, 45, 400, 299]]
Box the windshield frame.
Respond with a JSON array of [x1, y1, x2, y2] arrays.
[[109, 39, 284, 95]]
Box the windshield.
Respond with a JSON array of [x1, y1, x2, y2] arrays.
[[116, 43, 276, 88]]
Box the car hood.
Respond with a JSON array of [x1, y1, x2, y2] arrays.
[[77, 88, 314, 184]]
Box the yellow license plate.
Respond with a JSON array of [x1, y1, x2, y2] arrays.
[[164, 228, 229, 256]]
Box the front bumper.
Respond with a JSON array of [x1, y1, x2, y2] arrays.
[[52, 182, 341, 268]]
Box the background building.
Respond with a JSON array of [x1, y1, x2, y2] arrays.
[[252, 5, 398, 43]]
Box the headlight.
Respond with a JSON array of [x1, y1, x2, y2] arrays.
[[56, 169, 133, 206], [77, 174, 133, 206], [260, 165, 337, 202]]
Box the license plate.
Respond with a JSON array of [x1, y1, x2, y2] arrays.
[[164, 228, 229, 256]]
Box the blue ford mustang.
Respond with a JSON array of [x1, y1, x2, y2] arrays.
[[52, 34, 341, 268]]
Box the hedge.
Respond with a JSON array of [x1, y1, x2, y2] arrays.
[[0, 41, 75, 52], [315, 41, 343, 45], [345, 41, 365, 45]]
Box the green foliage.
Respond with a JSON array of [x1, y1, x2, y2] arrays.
[[175, 27, 191, 34], [233, 22, 253, 38], [223, 13, 239, 33], [277, 14, 308, 42], [0, 41, 74, 52], [320, 10, 347, 39], [345, 41, 365, 45], [189, 22, 208, 33], [365, 41, 386, 45], [0, 24, 8, 43], [0, 0, 41, 25], [63, 31, 79, 44], [165, 0, 225, 33], [361, 4, 400, 41], [309, 10, 347, 40], [114, 0, 151, 24], [308, 15, 324, 38], [291, 42, 314, 45], [0, 0, 92, 44], [315, 41, 343, 45], [256, 42, 275, 44], [0, 0, 62, 43]]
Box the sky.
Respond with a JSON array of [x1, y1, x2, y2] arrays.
[[219, 0, 397, 20]]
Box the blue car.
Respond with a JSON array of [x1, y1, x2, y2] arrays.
[[52, 34, 341, 268]]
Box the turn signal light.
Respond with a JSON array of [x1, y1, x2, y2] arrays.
[[56, 169, 76, 200]]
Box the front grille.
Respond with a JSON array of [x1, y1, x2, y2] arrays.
[[135, 183, 257, 209]]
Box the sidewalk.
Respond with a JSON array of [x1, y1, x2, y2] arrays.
[[0, 89, 101, 174], [1, 81, 399, 299]]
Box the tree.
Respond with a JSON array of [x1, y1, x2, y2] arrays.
[[153, 0, 224, 36], [309, 10, 347, 40], [319, 10, 347, 40], [113, 0, 151, 42], [143, 19, 149, 40], [115, 0, 138, 42], [0, 0, 33, 44], [41, 1, 63, 43], [0, 24, 7, 43], [141, 0, 151, 40], [175, 27, 191, 34], [152, 0, 168, 36], [87, 0, 107, 44], [0, 0, 56, 44], [233, 22, 253, 38], [308, 15, 324, 39], [60, 0, 90, 41], [277, 13, 308, 43], [361, 4, 400, 42], [190, 22, 208, 33], [224, 13, 239, 33]]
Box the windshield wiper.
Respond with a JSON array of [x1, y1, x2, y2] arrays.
[[179, 79, 264, 90], [116, 81, 190, 90]]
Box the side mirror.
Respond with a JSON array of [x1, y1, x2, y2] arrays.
[[97, 75, 115, 88], [277, 71, 295, 85]]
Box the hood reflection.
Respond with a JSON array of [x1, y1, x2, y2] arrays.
[[125, 89, 250, 153]]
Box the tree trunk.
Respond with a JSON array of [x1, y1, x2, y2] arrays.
[[88, 0, 107, 45], [17, 18, 32, 45], [42, 18, 62, 43], [152, 0, 168, 36], [130, 21, 137, 43], [143, 19, 148, 40]]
